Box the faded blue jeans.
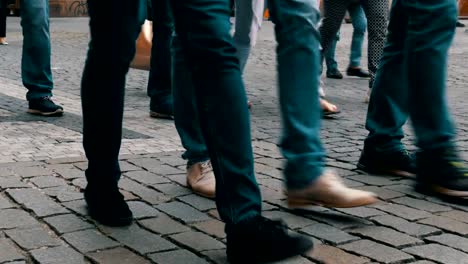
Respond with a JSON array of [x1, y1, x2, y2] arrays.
[[364, 0, 457, 152], [325, 3, 367, 72], [20, 0, 53, 100]]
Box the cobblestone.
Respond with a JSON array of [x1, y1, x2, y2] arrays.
[[0, 18, 467, 263]]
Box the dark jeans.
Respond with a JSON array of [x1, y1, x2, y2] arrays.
[[147, 0, 174, 108], [82, 0, 261, 227], [20, 0, 53, 100]]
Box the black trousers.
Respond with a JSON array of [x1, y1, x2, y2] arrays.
[[0, 0, 7, 37]]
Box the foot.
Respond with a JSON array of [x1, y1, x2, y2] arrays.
[[347, 67, 370, 78], [84, 186, 133, 226], [364, 89, 371, 103], [320, 98, 340, 117], [357, 147, 416, 177], [415, 147, 468, 198], [287, 169, 378, 208], [187, 160, 216, 198], [0, 37, 8, 45], [456, 21, 465, 27], [326, 68, 343, 79], [227, 215, 313, 263], [27, 96, 64, 116], [149, 98, 173, 120]]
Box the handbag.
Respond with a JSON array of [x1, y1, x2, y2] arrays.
[[130, 20, 152, 71]]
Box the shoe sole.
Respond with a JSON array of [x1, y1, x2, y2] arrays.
[[27, 109, 64, 117], [287, 195, 378, 209], [149, 111, 174, 120], [415, 183, 468, 198], [357, 162, 415, 178], [87, 209, 134, 227]]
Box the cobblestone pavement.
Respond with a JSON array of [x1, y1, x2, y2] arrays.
[[0, 17, 468, 264]]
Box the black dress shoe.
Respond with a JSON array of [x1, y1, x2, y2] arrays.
[[456, 21, 465, 28], [227, 215, 313, 263], [326, 68, 343, 79], [347, 67, 371, 78], [84, 186, 133, 226]]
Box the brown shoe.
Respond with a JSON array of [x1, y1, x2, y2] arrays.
[[187, 160, 216, 198], [287, 170, 378, 208]]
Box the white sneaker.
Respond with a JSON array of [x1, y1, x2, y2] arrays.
[[187, 160, 216, 198]]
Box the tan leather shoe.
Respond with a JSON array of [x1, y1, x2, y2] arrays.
[[187, 160, 216, 198], [287, 170, 378, 208]]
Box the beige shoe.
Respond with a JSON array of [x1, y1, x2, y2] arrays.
[[287, 170, 378, 208], [187, 160, 216, 198]]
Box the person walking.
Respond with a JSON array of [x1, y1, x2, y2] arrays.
[[357, 0, 468, 199], [0, 0, 8, 45], [21, 0, 63, 116], [325, 3, 370, 79]]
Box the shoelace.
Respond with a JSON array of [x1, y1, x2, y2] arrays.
[[200, 160, 214, 175]]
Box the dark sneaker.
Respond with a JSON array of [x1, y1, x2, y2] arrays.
[[27, 96, 64, 116], [346, 67, 371, 78], [326, 68, 343, 79], [149, 98, 173, 120], [227, 215, 313, 263], [415, 147, 468, 198], [456, 21, 465, 27], [357, 147, 417, 177], [84, 186, 133, 226]]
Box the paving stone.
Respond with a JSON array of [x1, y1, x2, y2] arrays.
[[418, 216, 468, 235], [307, 244, 369, 264], [371, 215, 440, 237], [0, 167, 14, 176], [356, 186, 406, 200], [391, 197, 452, 213], [102, 224, 176, 254], [44, 214, 93, 234], [47, 157, 86, 164], [425, 234, 468, 253], [53, 168, 84, 179], [119, 178, 171, 205], [341, 178, 366, 187], [0, 209, 40, 229], [0, 176, 29, 189], [0, 238, 25, 263], [127, 201, 160, 219], [192, 219, 226, 239], [87, 247, 151, 264], [62, 229, 119, 253], [43, 185, 83, 202], [7, 188, 69, 217], [148, 164, 185, 176], [300, 223, 359, 245], [170, 231, 225, 251], [177, 194, 217, 211], [149, 249, 210, 264], [371, 203, 432, 221], [439, 210, 468, 224], [5, 227, 62, 250], [302, 210, 373, 229], [263, 210, 318, 229], [153, 183, 192, 197], [0, 194, 14, 209], [30, 245, 85, 264], [119, 161, 141, 172], [349, 226, 422, 248], [29, 175, 68, 188], [71, 178, 87, 189], [384, 184, 426, 198], [403, 244, 468, 264], [5, 261, 27, 264], [139, 215, 190, 235], [339, 240, 414, 263], [202, 249, 229, 264], [156, 201, 211, 224], [62, 199, 88, 216], [270, 256, 316, 264], [124, 170, 170, 185], [12, 166, 52, 178], [336, 207, 386, 218], [347, 175, 399, 186]]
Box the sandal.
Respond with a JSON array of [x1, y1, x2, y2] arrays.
[[320, 98, 340, 117]]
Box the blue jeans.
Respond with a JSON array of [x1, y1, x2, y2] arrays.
[[147, 0, 174, 109], [20, 0, 53, 100], [325, 3, 366, 72], [364, 0, 457, 152]]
